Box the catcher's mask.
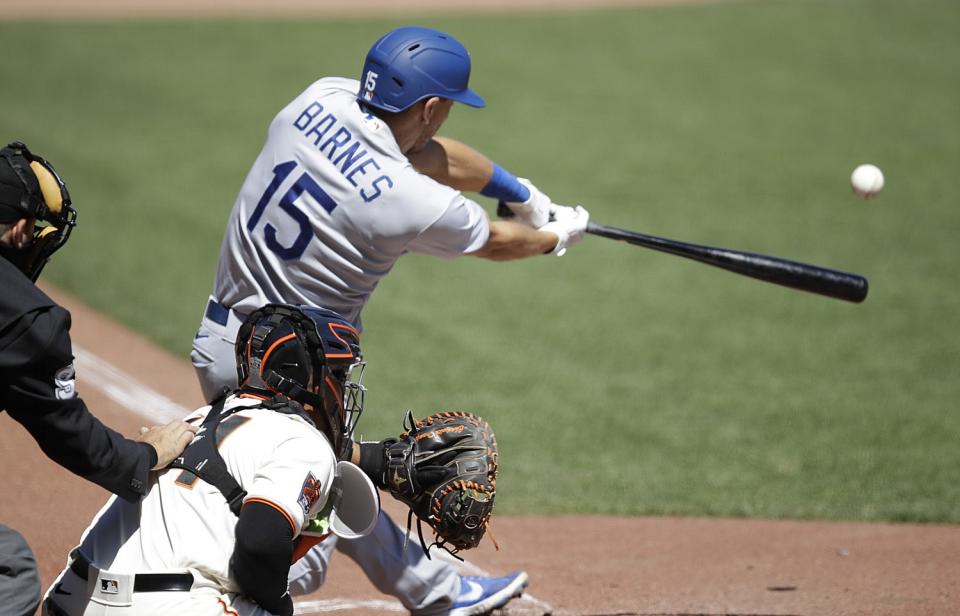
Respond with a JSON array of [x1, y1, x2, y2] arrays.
[[235, 304, 365, 460], [0, 141, 77, 281]]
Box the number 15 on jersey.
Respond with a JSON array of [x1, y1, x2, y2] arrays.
[[246, 161, 338, 260]]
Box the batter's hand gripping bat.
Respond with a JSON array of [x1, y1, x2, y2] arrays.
[[585, 222, 868, 303]]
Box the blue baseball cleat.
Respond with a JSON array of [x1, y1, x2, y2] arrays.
[[449, 571, 530, 616]]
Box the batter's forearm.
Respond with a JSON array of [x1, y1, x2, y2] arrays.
[[469, 220, 558, 261]]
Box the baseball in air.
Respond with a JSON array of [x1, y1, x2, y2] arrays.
[[850, 164, 885, 199]]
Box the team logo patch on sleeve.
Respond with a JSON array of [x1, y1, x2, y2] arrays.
[[54, 363, 77, 400], [298, 472, 323, 516], [362, 113, 384, 132]]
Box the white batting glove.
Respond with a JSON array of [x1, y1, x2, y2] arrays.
[[541, 204, 590, 256], [501, 178, 551, 228]]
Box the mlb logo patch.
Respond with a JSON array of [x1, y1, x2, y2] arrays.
[[298, 472, 322, 516], [100, 579, 119, 594], [362, 113, 383, 132]]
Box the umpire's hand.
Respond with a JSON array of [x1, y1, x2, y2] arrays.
[[137, 421, 198, 470]]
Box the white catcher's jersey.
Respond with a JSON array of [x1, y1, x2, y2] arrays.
[[69, 395, 338, 591], [213, 77, 491, 329]]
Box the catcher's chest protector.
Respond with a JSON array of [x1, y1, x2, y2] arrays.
[[169, 395, 314, 515], [169, 395, 249, 515]]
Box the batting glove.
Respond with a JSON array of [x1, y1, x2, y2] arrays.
[[500, 178, 552, 228], [541, 205, 590, 256]]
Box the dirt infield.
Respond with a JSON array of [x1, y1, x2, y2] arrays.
[[2, 287, 958, 616]]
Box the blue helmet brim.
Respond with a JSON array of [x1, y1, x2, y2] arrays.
[[449, 87, 486, 109]]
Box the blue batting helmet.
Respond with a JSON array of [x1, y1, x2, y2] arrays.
[[358, 26, 486, 113]]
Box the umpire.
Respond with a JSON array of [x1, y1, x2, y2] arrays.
[[0, 141, 196, 616]]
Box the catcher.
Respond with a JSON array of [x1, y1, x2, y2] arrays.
[[43, 303, 503, 616], [44, 304, 378, 616]]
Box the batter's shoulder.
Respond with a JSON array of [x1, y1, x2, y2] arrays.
[[301, 76, 361, 100]]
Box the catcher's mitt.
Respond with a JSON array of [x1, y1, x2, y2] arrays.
[[383, 410, 498, 556]]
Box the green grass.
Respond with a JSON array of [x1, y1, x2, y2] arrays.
[[2, 0, 959, 522]]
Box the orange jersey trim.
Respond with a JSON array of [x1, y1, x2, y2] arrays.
[[244, 497, 298, 536], [216, 596, 240, 615]]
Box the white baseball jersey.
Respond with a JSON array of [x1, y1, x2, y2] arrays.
[[65, 395, 337, 593], [212, 77, 490, 330]]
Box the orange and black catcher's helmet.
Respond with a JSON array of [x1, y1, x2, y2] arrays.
[[235, 304, 365, 460]]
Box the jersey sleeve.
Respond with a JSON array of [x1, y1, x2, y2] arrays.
[[242, 431, 336, 536], [405, 192, 490, 258], [0, 307, 155, 501]]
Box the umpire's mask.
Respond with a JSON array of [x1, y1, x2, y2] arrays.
[[0, 141, 77, 281]]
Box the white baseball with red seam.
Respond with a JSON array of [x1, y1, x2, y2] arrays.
[[850, 164, 884, 198]]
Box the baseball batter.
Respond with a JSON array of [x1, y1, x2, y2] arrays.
[[44, 305, 379, 616], [192, 27, 578, 614], [193, 26, 589, 399]]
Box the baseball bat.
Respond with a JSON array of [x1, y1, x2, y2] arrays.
[[586, 222, 869, 303]]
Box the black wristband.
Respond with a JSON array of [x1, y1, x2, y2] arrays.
[[357, 440, 390, 489]]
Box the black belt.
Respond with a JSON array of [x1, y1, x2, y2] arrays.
[[205, 299, 232, 327], [69, 550, 193, 593]]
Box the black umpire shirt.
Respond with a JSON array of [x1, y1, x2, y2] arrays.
[[0, 256, 155, 502]]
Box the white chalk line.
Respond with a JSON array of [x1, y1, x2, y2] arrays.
[[293, 599, 404, 614], [293, 597, 551, 614], [73, 347, 189, 424], [73, 345, 554, 615]]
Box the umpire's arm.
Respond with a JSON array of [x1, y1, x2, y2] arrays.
[[1, 306, 157, 502]]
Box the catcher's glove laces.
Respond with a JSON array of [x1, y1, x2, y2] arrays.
[[385, 409, 499, 559]]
